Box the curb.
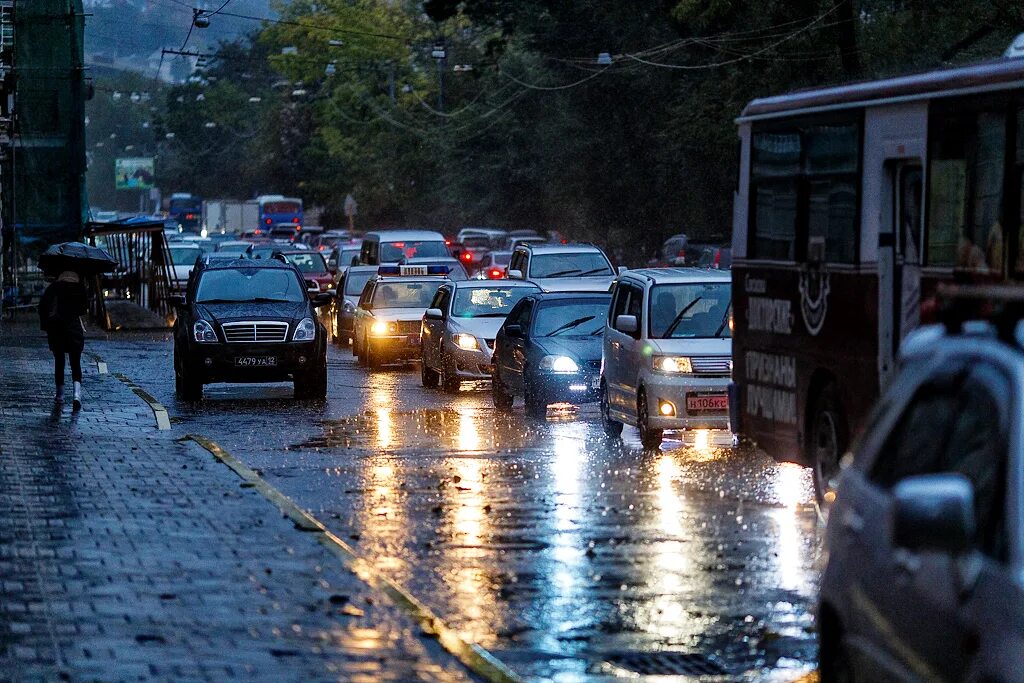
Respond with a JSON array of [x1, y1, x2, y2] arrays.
[[185, 434, 523, 683], [113, 372, 171, 430]]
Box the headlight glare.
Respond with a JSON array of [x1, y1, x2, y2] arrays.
[[653, 356, 692, 373], [540, 355, 578, 373], [370, 320, 389, 335], [293, 317, 316, 341], [193, 319, 217, 343], [454, 333, 478, 351]]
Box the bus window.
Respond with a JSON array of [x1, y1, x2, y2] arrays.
[[927, 102, 1006, 275], [750, 123, 860, 263]]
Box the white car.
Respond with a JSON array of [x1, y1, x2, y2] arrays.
[[167, 244, 205, 292], [506, 243, 621, 293], [420, 280, 541, 392], [600, 268, 732, 448]]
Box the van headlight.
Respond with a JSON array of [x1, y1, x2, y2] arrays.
[[454, 333, 478, 351], [193, 319, 217, 343], [652, 356, 692, 373], [293, 317, 316, 341], [540, 355, 578, 373]]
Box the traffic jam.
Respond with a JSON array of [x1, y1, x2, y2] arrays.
[[146, 53, 1024, 683]]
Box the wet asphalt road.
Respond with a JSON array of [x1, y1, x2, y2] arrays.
[[91, 331, 823, 682]]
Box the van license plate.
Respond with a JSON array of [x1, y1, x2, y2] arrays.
[[686, 394, 727, 411], [235, 356, 277, 367]]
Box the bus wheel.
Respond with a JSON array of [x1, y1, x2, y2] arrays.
[[809, 383, 847, 511]]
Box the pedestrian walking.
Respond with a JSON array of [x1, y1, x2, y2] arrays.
[[39, 270, 88, 409]]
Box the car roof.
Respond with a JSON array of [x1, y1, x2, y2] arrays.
[[529, 291, 612, 302], [622, 267, 731, 284], [368, 275, 450, 284], [201, 257, 295, 271], [365, 229, 445, 241], [449, 279, 539, 290], [518, 243, 606, 255], [345, 265, 379, 273]]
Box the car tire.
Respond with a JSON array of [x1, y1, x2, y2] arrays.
[[809, 381, 848, 512], [818, 619, 854, 683], [365, 341, 381, 370], [356, 336, 368, 367], [638, 390, 663, 449], [421, 346, 440, 388], [295, 362, 328, 400], [441, 359, 460, 394], [600, 380, 623, 437], [524, 386, 547, 419], [180, 369, 203, 402], [492, 369, 513, 411]]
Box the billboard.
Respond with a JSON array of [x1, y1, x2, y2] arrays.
[[115, 157, 155, 190]]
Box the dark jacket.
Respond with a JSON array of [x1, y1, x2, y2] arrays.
[[39, 280, 88, 351]]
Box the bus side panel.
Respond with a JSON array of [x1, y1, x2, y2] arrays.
[[732, 123, 751, 260], [732, 264, 879, 466]]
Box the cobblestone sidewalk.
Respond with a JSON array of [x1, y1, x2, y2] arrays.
[[0, 325, 469, 682]]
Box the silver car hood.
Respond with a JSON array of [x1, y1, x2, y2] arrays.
[[448, 316, 505, 340]]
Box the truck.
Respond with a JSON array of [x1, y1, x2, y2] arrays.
[[202, 199, 259, 235]]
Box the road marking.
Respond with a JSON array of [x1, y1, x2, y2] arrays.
[[113, 372, 171, 430], [185, 434, 523, 683]]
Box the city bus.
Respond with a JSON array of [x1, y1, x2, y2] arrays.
[[168, 193, 202, 232], [256, 194, 303, 229], [729, 54, 1024, 502]]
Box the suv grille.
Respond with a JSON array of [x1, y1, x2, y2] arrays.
[[221, 321, 289, 343], [396, 320, 421, 335], [691, 355, 731, 375]]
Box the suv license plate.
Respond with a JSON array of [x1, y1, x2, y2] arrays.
[[235, 356, 277, 367], [407, 335, 420, 346], [686, 394, 728, 411]]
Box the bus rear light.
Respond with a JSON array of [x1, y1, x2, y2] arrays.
[[292, 217, 300, 223], [265, 218, 272, 224]]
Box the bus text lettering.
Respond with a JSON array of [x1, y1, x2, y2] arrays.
[[747, 297, 792, 334]]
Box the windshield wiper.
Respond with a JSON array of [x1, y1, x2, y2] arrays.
[[713, 301, 733, 337], [546, 315, 596, 336], [577, 267, 611, 276], [542, 269, 583, 278], [662, 297, 702, 338]]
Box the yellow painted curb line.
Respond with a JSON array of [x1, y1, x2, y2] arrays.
[[113, 372, 171, 430], [185, 434, 523, 683]]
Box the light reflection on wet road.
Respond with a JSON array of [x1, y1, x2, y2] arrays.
[[95, 334, 823, 681]]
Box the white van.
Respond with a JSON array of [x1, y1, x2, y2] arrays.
[[359, 230, 448, 265], [600, 268, 732, 448]]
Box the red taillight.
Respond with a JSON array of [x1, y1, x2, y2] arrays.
[[713, 249, 721, 268], [254, 229, 262, 235], [292, 217, 300, 223], [461, 252, 472, 262], [561, 239, 567, 244], [444, 239, 451, 246], [265, 218, 272, 225], [185, 213, 194, 219], [489, 268, 502, 279]]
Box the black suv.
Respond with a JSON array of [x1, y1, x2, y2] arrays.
[[172, 258, 331, 400]]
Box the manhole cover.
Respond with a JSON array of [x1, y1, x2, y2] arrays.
[[604, 651, 727, 676]]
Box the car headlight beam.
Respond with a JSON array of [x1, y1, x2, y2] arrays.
[[540, 355, 578, 373], [370, 320, 390, 336], [293, 317, 317, 341], [652, 356, 693, 373]]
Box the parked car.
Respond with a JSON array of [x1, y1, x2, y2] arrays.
[[819, 300, 1024, 683], [601, 268, 732, 448], [276, 250, 333, 296], [507, 243, 620, 293], [351, 266, 449, 368], [167, 244, 205, 293], [420, 280, 541, 392], [492, 292, 611, 417], [171, 257, 331, 400], [332, 264, 378, 347]]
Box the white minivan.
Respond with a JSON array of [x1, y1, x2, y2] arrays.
[[600, 268, 732, 448]]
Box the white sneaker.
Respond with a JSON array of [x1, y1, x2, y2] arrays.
[[73, 381, 82, 411]]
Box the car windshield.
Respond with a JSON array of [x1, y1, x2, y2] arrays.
[[215, 243, 251, 257], [451, 286, 535, 318], [168, 246, 203, 265], [533, 299, 609, 336], [371, 280, 443, 309], [339, 247, 360, 264], [491, 252, 511, 266], [649, 282, 732, 339], [530, 252, 612, 278], [345, 270, 375, 295], [284, 252, 327, 273], [379, 240, 448, 261], [196, 268, 305, 303], [463, 236, 491, 248]]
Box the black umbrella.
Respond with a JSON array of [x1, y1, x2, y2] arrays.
[[39, 241, 118, 275]]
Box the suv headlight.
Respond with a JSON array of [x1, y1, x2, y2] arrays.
[[539, 355, 578, 373], [652, 356, 692, 373], [293, 317, 316, 341], [454, 333, 478, 351], [371, 320, 396, 335], [193, 319, 217, 343]]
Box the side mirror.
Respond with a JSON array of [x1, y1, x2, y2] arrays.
[[892, 473, 975, 554], [504, 324, 523, 338], [615, 314, 638, 334], [312, 293, 334, 307], [307, 286, 320, 295], [326, 289, 337, 298], [169, 294, 187, 308], [425, 307, 444, 321], [618, 266, 628, 275], [507, 269, 523, 280]]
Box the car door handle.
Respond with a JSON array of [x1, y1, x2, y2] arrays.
[[841, 510, 864, 534]]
